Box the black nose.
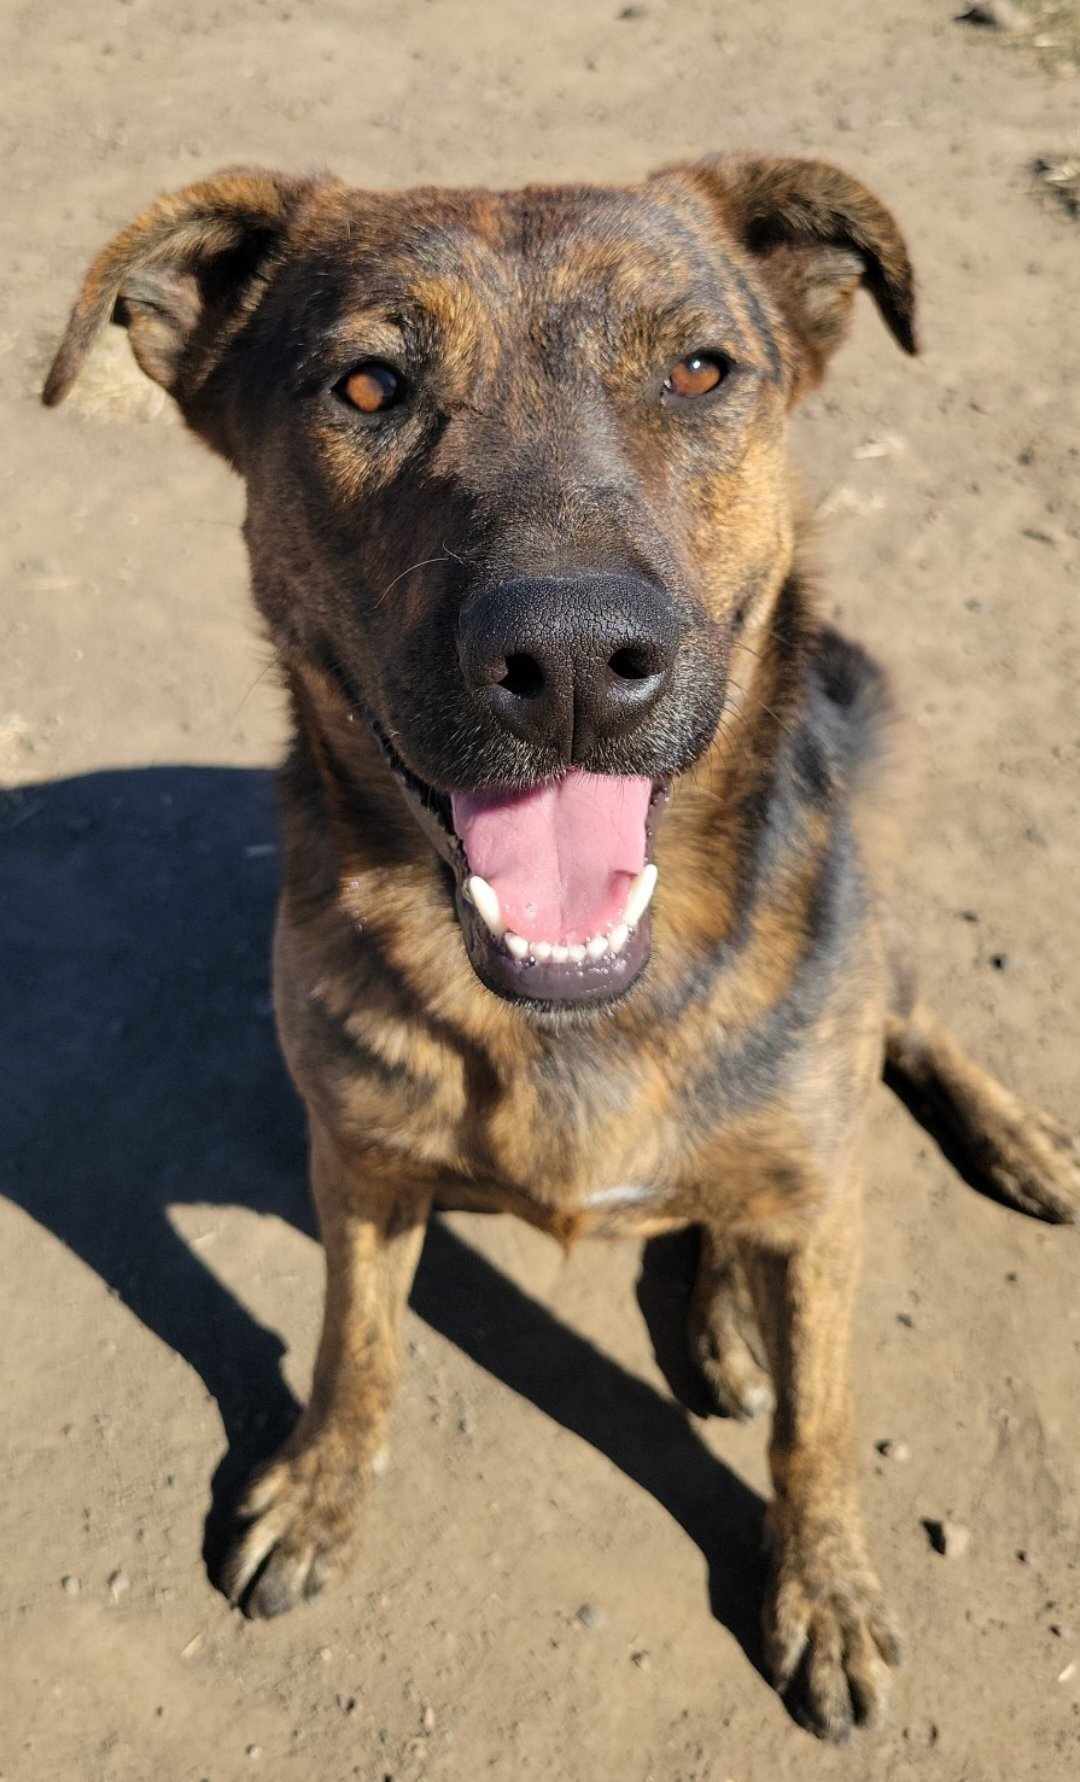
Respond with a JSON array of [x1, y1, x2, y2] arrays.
[[456, 574, 678, 758]]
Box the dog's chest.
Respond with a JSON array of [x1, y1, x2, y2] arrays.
[[469, 1038, 691, 1221]]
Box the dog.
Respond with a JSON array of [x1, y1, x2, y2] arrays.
[[43, 155, 1079, 1742]]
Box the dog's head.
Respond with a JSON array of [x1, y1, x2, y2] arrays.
[[45, 158, 915, 1011]]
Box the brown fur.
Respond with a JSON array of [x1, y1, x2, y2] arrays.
[[44, 155, 1078, 1743]]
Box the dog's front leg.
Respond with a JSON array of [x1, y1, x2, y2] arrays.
[[741, 1197, 901, 1741], [223, 1121, 431, 1618]]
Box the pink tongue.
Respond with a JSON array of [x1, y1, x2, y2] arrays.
[[451, 771, 651, 945]]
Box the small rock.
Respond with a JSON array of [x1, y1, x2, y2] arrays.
[[61, 1574, 81, 1597], [926, 1519, 972, 1558], [336, 1694, 357, 1715], [955, 1, 1031, 32], [897, 1312, 916, 1329], [1017, 1548, 1032, 1564], [617, 3, 647, 16], [318, 1647, 333, 1663], [422, 1704, 436, 1733], [877, 1439, 912, 1463], [1034, 158, 1080, 219], [246, 1746, 262, 1761], [1050, 1623, 1075, 1640], [631, 1649, 652, 1670], [108, 1569, 130, 1602], [575, 1602, 606, 1630], [1058, 1661, 1077, 1685], [990, 952, 1009, 971]]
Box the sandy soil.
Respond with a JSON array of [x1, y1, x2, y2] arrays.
[[3, 2, 1080, 1778]]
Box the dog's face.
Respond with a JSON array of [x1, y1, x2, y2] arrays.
[[45, 159, 915, 1010]]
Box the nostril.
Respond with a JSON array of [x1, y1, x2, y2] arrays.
[[609, 643, 660, 682], [500, 652, 546, 699]]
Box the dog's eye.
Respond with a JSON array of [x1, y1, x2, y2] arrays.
[[337, 362, 406, 415], [664, 353, 728, 399]]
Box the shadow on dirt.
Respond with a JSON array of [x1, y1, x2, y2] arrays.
[[2, 764, 767, 1671]]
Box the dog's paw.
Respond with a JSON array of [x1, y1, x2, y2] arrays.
[[764, 1514, 901, 1742], [691, 1319, 773, 1420], [221, 1442, 365, 1618], [983, 1106, 1080, 1225]]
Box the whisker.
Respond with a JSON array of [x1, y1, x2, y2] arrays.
[[227, 655, 278, 726], [372, 554, 453, 611]]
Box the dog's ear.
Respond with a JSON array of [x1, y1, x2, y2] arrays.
[[42, 167, 322, 441], [659, 156, 918, 397]]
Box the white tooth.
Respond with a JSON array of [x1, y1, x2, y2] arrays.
[[623, 863, 658, 930], [568, 943, 586, 963], [586, 935, 608, 959], [467, 875, 504, 937], [608, 924, 629, 954], [505, 932, 529, 959], [533, 941, 552, 961], [552, 945, 569, 963]]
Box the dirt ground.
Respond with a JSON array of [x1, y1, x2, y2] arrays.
[[3, 1, 1079, 1778]]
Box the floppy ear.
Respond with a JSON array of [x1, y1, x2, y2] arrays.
[[661, 155, 918, 396], [42, 167, 320, 448]]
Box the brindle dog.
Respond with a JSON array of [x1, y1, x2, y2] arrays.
[[44, 157, 1079, 1742]]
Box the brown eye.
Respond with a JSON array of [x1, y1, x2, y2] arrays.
[[339, 362, 405, 414], [665, 353, 727, 399]]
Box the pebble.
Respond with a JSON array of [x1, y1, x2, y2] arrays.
[[926, 1519, 972, 1558], [1050, 1624, 1075, 1641], [61, 1575, 80, 1596], [108, 1569, 130, 1602], [575, 1602, 606, 1630], [1058, 1661, 1077, 1685], [422, 1704, 436, 1732], [318, 1647, 333, 1663], [877, 1439, 912, 1463], [956, 1, 1031, 31], [246, 1746, 262, 1761], [631, 1649, 652, 1670]]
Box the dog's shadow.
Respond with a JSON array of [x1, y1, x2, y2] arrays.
[[1, 765, 767, 1671]]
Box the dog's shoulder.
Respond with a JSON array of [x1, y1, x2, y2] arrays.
[[804, 624, 895, 786]]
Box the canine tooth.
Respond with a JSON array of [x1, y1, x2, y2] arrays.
[[608, 924, 629, 954], [623, 863, 658, 930], [552, 945, 569, 963], [586, 935, 608, 959], [568, 943, 586, 963], [505, 932, 529, 959], [533, 941, 552, 962], [467, 875, 504, 937]]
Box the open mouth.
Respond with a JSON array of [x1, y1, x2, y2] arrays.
[[451, 772, 667, 1006], [367, 717, 667, 1008]]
